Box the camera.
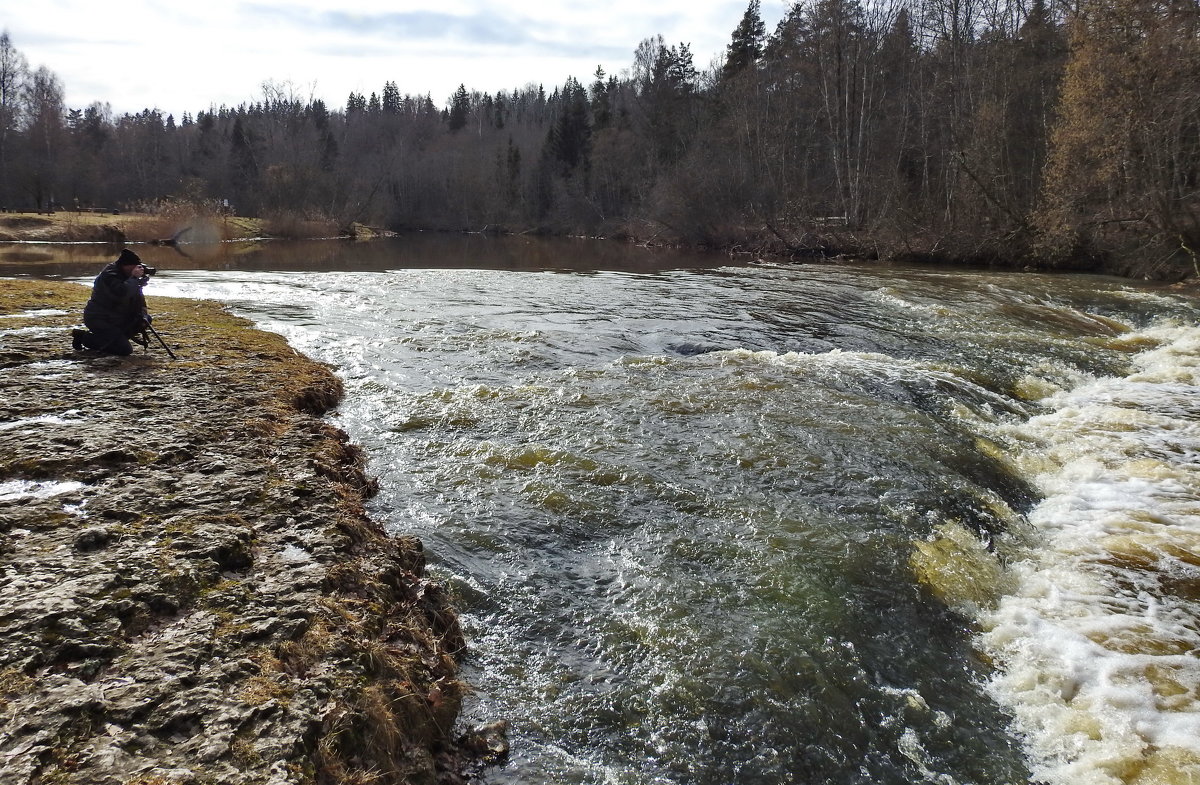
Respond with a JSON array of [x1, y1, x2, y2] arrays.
[[141, 265, 157, 276]]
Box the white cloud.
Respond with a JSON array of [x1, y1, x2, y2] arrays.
[[3, 0, 786, 117]]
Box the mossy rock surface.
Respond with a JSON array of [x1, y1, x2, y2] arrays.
[[0, 279, 492, 784]]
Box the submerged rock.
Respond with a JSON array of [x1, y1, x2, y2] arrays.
[[0, 279, 494, 784]]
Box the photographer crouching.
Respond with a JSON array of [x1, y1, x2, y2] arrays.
[[72, 248, 156, 356]]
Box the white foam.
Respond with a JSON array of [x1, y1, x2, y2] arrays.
[[0, 410, 87, 431], [0, 480, 86, 502], [977, 321, 1200, 783]]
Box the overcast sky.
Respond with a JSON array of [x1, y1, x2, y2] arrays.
[[3, 0, 786, 118]]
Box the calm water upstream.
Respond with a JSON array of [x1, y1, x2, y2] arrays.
[[24, 235, 1200, 784]]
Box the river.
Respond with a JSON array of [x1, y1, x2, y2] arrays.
[[23, 235, 1200, 785]]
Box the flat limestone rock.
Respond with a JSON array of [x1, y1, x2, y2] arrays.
[[0, 279, 495, 785]]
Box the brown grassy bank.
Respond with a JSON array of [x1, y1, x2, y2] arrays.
[[0, 279, 503, 784], [0, 211, 265, 244], [605, 217, 1199, 281], [0, 211, 389, 248]]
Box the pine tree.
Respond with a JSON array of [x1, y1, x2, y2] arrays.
[[722, 0, 766, 82]]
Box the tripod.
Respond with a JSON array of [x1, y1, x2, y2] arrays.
[[133, 322, 177, 359]]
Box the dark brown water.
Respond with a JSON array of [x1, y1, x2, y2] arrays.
[[0, 234, 739, 277]]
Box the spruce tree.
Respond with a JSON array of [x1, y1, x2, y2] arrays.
[[548, 77, 591, 172], [345, 92, 367, 116], [590, 66, 611, 129], [382, 81, 400, 114], [494, 92, 507, 130], [448, 84, 470, 131]]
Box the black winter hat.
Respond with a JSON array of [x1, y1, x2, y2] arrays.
[[115, 249, 141, 267]]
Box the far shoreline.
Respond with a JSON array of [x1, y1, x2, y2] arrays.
[[3, 208, 1197, 286]]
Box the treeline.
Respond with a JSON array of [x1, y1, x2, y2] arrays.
[[1, 0, 1197, 277]]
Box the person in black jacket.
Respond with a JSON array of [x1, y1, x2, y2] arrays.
[[72, 249, 152, 355]]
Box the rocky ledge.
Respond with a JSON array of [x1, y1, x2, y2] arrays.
[[0, 279, 502, 784]]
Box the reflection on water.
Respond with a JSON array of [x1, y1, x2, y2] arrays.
[[22, 239, 1200, 785], [0, 233, 739, 278]]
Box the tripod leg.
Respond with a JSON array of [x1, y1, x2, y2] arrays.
[[147, 324, 177, 359]]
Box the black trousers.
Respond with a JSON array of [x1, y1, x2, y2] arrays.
[[81, 318, 135, 355]]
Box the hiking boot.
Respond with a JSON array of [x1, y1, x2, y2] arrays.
[[71, 329, 87, 351]]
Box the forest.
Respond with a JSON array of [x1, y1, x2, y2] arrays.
[[1, 0, 1197, 279]]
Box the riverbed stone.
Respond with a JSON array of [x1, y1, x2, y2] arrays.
[[72, 525, 111, 551], [0, 279, 498, 784]]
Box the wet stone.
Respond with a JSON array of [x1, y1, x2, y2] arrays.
[[73, 526, 111, 552], [0, 280, 492, 785]]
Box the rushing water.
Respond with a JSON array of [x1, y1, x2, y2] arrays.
[[27, 236, 1200, 785]]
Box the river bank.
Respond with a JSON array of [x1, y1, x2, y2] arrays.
[[6, 208, 1196, 284], [0, 279, 502, 784], [0, 210, 390, 258]]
